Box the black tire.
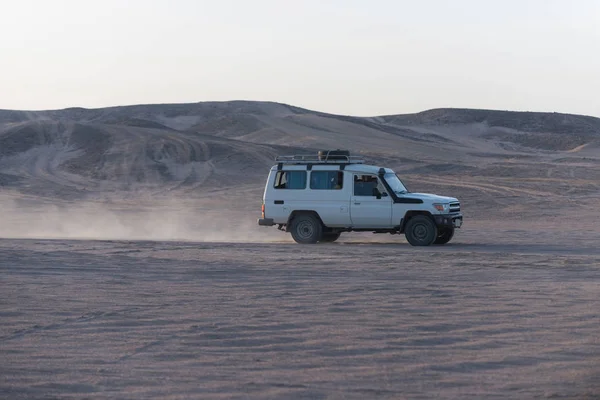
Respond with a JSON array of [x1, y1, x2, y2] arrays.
[[434, 227, 454, 245], [319, 232, 341, 243], [404, 215, 438, 246], [290, 214, 323, 244]]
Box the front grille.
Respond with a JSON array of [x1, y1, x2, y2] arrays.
[[450, 202, 460, 213]]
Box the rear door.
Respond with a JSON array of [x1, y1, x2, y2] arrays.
[[267, 169, 308, 223], [350, 174, 393, 228]]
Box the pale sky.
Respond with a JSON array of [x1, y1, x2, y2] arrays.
[[1, 0, 599, 117]]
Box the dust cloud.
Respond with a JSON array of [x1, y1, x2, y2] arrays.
[[0, 192, 285, 243]]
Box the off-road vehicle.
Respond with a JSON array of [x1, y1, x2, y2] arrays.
[[257, 150, 463, 245]]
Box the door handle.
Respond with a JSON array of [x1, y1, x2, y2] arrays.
[[354, 202, 361, 205]]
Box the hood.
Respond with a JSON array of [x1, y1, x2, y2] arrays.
[[402, 192, 458, 203]]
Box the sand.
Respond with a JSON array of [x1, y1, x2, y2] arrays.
[[1, 101, 600, 399], [1, 235, 599, 399]]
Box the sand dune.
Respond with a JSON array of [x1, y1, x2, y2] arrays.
[[1, 101, 599, 201], [1, 100, 599, 230]]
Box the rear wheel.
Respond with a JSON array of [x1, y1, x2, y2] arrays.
[[290, 214, 323, 244], [434, 227, 454, 245], [404, 215, 437, 246], [319, 232, 341, 243]]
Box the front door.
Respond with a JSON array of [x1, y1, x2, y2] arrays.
[[350, 174, 392, 228]]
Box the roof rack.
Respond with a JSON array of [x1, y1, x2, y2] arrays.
[[275, 154, 365, 165]]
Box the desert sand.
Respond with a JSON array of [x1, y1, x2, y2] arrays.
[[1, 102, 600, 399]]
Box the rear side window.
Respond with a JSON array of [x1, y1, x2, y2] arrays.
[[310, 171, 344, 190], [273, 170, 307, 189]]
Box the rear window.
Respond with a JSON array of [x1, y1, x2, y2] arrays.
[[273, 170, 307, 189]]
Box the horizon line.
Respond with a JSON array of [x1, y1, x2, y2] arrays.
[[0, 99, 599, 120]]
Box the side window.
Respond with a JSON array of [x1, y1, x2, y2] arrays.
[[273, 170, 307, 189], [354, 174, 379, 196], [310, 171, 344, 190]]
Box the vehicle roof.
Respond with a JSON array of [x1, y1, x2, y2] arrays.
[[269, 163, 395, 174]]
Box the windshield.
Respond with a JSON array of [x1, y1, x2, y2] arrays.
[[383, 173, 408, 194]]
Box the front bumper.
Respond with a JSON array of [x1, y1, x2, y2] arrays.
[[257, 218, 275, 226], [433, 213, 463, 229]]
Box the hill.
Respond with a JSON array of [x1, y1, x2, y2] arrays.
[[1, 101, 599, 194], [1, 101, 600, 240]]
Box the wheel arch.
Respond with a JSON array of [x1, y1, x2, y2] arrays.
[[285, 210, 325, 232], [400, 210, 434, 233]]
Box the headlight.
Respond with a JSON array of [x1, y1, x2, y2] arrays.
[[433, 203, 449, 213]]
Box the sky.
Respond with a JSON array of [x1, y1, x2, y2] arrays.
[[1, 0, 599, 117]]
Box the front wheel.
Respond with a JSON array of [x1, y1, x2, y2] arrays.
[[434, 227, 454, 245], [404, 215, 438, 246], [290, 214, 323, 244]]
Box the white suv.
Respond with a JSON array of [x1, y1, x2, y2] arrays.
[[257, 150, 463, 246]]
